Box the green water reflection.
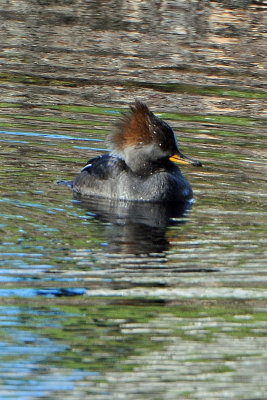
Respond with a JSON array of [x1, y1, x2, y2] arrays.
[[1, 299, 266, 398]]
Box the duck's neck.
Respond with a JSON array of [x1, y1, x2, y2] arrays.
[[121, 145, 169, 176]]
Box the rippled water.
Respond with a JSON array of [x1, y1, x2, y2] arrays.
[[0, 1, 267, 399]]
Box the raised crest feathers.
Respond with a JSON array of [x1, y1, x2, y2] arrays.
[[108, 101, 157, 152]]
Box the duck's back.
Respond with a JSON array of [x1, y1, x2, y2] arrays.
[[72, 154, 126, 198]]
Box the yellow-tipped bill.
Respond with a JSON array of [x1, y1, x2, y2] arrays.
[[169, 154, 191, 165], [169, 153, 202, 167]]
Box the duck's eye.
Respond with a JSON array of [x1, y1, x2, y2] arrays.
[[159, 142, 167, 151]]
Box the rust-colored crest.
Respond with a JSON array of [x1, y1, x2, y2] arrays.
[[108, 101, 156, 152]]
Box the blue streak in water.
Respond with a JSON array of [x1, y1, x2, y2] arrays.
[[0, 130, 104, 142]]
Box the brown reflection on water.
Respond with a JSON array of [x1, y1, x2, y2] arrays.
[[1, 0, 266, 118]]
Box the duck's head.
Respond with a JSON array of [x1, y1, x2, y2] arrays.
[[108, 101, 201, 174]]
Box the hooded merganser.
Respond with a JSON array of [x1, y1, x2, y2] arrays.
[[72, 101, 201, 202]]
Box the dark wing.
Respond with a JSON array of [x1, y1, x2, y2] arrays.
[[81, 154, 127, 180]]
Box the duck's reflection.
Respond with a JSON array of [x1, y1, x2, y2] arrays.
[[74, 195, 192, 255]]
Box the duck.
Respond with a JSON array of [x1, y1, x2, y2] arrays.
[[72, 101, 201, 202]]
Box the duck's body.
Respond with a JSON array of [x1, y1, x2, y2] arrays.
[[72, 102, 201, 203], [73, 153, 193, 202]]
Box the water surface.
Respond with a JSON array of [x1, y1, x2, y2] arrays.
[[0, 1, 267, 399]]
